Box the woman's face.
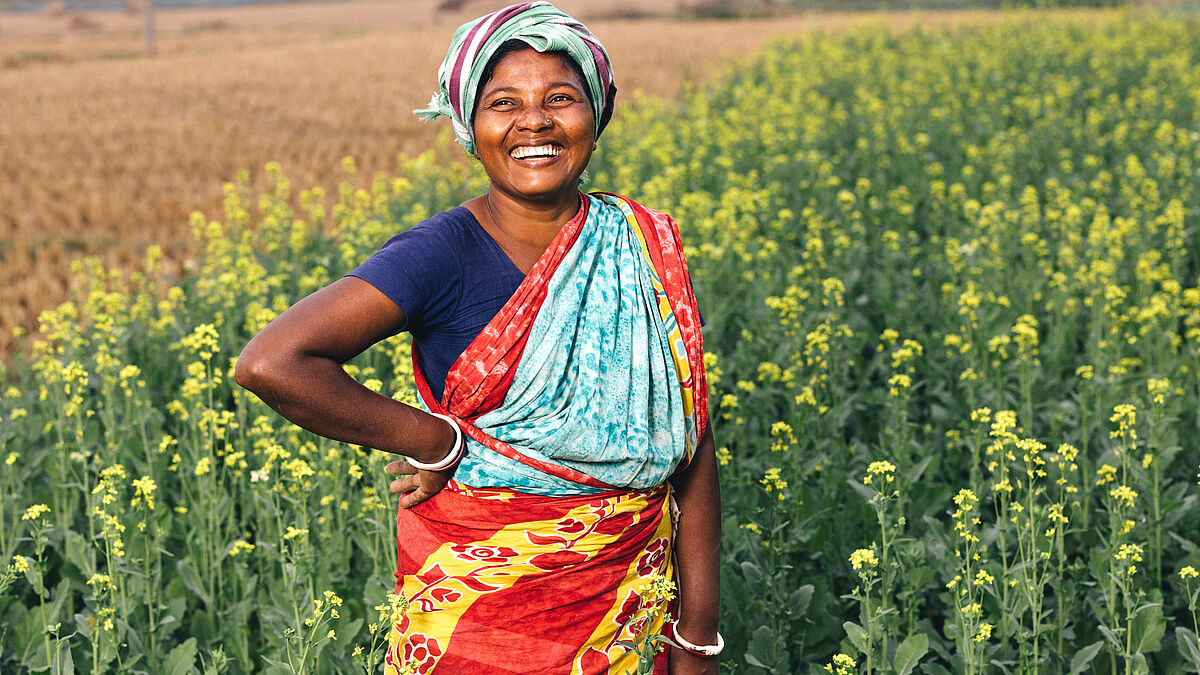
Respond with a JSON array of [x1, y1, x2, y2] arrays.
[[472, 46, 595, 206]]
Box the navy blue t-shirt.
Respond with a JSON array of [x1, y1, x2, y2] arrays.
[[348, 207, 525, 402]]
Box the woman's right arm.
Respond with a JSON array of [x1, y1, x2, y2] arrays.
[[234, 276, 457, 507]]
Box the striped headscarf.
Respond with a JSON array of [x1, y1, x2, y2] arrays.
[[414, 2, 616, 155]]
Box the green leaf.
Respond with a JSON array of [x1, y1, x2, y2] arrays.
[[740, 561, 764, 584], [115, 617, 144, 653], [746, 625, 780, 673], [905, 455, 934, 484], [1068, 640, 1104, 675], [176, 559, 212, 608], [843, 621, 869, 656], [23, 565, 46, 597], [1098, 625, 1122, 650], [340, 618, 363, 646], [790, 585, 814, 617], [55, 638, 74, 674], [1175, 627, 1200, 670], [159, 595, 187, 637], [73, 612, 91, 642], [1129, 603, 1165, 654], [892, 633, 929, 675], [260, 654, 292, 673], [162, 637, 197, 675], [13, 579, 69, 660], [743, 653, 770, 669], [63, 529, 90, 577], [847, 479, 877, 503]]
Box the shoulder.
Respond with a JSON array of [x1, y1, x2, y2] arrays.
[[376, 206, 479, 252], [348, 207, 482, 310], [589, 192, 677, 230], [360, 207, 493, 278]]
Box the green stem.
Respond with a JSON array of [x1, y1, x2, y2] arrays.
[[1106, 507, 1119, 675], [239, 569, 251, 669], [863, 586, 874, 675], [878, 500, 891, 665], [1123, 588, 1133, 675], [1056, 515, 1066, 675], [145, 526, 158, 675], [1027, 485, 1040, 669], [1151, 439, 1162, 588], [962, 547, 976, 674], [37, 546, 52, 673], [996, 496, 1013, 651]]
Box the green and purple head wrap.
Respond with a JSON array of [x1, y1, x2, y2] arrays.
[[414, 1, 617, 155]]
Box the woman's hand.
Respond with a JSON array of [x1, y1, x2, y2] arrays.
[[386, 460, 454, 508], [668, 648, 719, 675]]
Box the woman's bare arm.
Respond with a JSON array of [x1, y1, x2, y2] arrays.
[[667, 425, 721, 674], [234, 276, 456, 507]]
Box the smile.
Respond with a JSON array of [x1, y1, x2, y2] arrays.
[[510, 144, 562, 160]]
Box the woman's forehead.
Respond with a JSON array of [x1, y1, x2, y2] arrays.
[[482, 48, 585, 92]]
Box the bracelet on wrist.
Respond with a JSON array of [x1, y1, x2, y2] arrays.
[[669, 624, 723, 658], [407, 412, 464, 471]]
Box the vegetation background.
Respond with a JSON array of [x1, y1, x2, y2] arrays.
[[0, 0, 1186, 355], [4, 0, 1200, 673]]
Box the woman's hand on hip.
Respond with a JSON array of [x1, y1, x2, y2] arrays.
[[386, 460, 453, 508], [668, 649, 719, 675]]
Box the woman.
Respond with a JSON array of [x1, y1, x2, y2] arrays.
[[235, 3, 720, 673]]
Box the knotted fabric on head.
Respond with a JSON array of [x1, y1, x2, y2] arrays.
[[414, 1, 616, 155]]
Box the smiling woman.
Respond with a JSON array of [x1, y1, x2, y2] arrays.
[[467, 45, 599, 269], [473, 46, 594, 197], [234, 3, 720, 674]]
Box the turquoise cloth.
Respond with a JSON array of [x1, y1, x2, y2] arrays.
[[449, 195, 686, 495]]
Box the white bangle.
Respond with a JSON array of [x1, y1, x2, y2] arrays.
[[406, 412, 464, 471], [670, 625, 724, 657]]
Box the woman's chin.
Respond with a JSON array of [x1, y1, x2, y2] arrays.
[[492, 177, 583, 205]]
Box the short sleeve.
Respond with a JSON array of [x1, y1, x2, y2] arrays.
[[347, 219, 461, 336]]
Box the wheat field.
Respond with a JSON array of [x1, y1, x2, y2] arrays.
[[0, 0, 1076, 355]]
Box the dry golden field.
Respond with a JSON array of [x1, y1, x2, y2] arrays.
[[0, 0, 1091, 355]]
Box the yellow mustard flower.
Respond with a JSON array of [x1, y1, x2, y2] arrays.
[[849, 548, 879, 570], [22, 504, 50, 521]]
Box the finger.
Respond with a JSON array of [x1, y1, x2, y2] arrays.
[[400, 486, 433, 509], [392, 475, 422, 494], [385, 459, 417, 476]]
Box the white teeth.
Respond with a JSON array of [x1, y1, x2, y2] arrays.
[[511, 145, 561, 159]]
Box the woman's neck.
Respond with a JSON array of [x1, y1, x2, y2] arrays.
[[465, 189, 582, 274], [483, 189, 580, 242]]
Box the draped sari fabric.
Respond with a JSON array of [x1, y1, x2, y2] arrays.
[[385, 193, 707, 674]]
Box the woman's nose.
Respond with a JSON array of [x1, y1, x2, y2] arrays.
[[516, 105, 552, 131]]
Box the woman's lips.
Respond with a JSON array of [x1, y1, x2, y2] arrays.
[[510, 144, 562, 160]]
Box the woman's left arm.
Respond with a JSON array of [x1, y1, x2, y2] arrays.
[[667, 425, 721, 674]]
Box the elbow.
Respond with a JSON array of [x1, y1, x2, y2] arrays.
[[234, 342, 274, 395]]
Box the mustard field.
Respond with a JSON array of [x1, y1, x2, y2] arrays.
[[4, 9, 1200, 674]]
